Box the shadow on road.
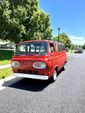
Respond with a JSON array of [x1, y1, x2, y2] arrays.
[[3, 78, 53, 92], [3, 68, 65, 92]]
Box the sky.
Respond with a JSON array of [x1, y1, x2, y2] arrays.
[[39, 0, 85, 45]]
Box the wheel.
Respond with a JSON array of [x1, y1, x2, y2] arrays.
[[62, 66, 65, 71], [51, 70, 58, 82]]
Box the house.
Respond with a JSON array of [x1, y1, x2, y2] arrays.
[[0, 39, 15, 50]]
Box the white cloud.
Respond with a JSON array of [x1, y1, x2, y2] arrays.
[[69, 35, 85, 45]]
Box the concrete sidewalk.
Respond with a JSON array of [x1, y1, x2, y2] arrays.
[[0, 64, 11, 69], [0, 64, 21, 89], [0, 64, 12, 87], [0, 75, 16, 86]]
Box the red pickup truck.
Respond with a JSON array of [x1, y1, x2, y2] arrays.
[[11, 40, 67, 81]]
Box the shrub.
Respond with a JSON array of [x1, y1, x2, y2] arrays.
[[0, 50, 14, 60]]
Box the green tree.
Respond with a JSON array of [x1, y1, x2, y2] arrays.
[[70, 44, 75, 50], [27, 10, 52, 40], [0, 0, 52, 43], [82, 44, 85, 49], [52, 33, 71, 48]]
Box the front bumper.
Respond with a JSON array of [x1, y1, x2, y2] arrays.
[[13, 73, 49, 80]]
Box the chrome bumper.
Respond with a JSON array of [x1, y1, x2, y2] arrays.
[[13, 73, 49, 80]]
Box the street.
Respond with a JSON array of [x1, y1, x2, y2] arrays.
[[0, 51, 85, 113]]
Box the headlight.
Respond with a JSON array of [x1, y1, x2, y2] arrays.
[[33, 62, 46, 69], [11, 61, 20, 67]]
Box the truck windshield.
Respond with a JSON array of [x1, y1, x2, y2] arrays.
[[16, 42, 48, 55]]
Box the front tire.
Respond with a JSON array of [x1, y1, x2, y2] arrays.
[[51, 70, 58, 82], [62, 66, 65, 71]]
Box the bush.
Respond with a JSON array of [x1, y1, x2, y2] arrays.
[[0, 50, 14, 60]]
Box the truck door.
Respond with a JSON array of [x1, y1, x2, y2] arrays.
[[56, 44, 65, 70], [49, 43, 56, 70]]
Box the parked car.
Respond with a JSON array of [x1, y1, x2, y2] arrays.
[[11, 40, 67, 81], [75, 48, 83, 53]]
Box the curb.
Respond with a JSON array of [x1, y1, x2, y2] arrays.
[[0, 64, 11, 69], [0, 75, 16, 86]]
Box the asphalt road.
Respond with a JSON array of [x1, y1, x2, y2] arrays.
[[0, 51, 85, 113]]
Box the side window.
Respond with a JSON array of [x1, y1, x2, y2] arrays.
[[60, 45, 63, 51], [55, 44, 59, 52], [58, 44, 63, 51], [58, 45, 61, 52], [62, 44, 65, 50], [56, 43, 65, 52], [49, 43, 55, 53]]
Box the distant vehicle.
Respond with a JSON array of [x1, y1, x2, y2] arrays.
[[11, 40, 67, 82], [75, 48, 83, 53]]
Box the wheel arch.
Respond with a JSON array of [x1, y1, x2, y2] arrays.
[[55, 66, 58, 72]]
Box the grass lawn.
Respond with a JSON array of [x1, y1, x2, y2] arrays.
[[0, 68, 12, 79], [0, 60, 11, 65]]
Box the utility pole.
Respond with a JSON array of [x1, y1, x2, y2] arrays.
[[58, 27, 60, 42]]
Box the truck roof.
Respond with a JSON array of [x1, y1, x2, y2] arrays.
[[16, 40, 64, 45]]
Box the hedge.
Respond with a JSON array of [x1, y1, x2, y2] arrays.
[[0, 50, 14, 60]]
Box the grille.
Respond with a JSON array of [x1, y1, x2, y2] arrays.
[[18, 70, 38, 75]]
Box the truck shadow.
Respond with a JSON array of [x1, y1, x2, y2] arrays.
[[10, 78, 53, 92], [3, 78, 53, 92], [58, 67, 65, 76], [3, 68, 65, 92]]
